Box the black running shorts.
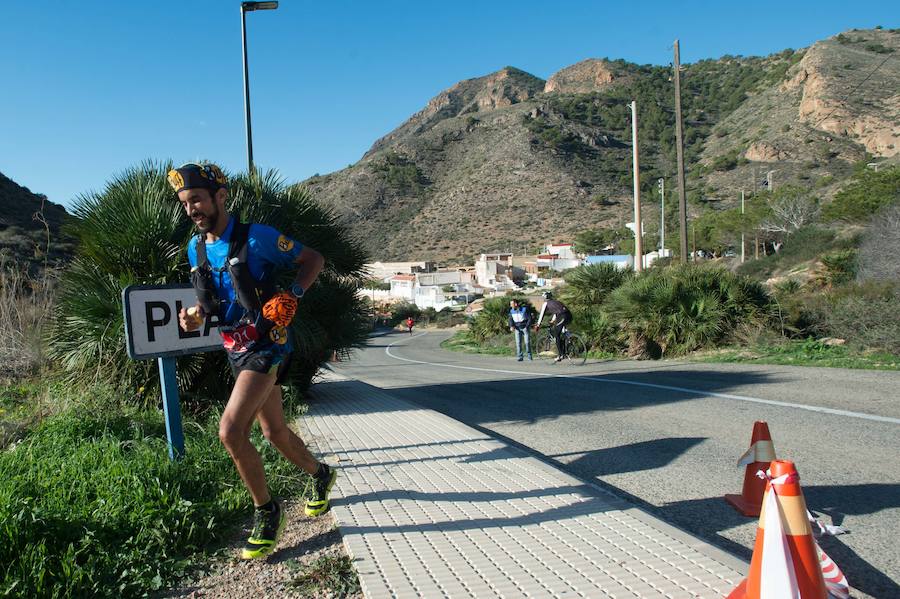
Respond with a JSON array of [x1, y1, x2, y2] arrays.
[[227, 346, 293, 385]]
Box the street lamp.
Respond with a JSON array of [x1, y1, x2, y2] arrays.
[[240, 1, 278, 173]]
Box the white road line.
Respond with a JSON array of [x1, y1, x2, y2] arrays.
[[384, 332, 900, 426]]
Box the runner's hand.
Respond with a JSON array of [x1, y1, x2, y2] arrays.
[[262, 291, 298, 327], [179, 304, 204, 332]]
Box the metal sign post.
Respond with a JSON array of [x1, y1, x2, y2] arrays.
[[122, 284, 222, 460]]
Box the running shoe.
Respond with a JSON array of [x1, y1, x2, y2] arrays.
[[305, 465, 337, 517], [241, 500, 285, 559]]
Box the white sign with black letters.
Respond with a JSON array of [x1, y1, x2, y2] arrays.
[[123, 284, 223, 360]]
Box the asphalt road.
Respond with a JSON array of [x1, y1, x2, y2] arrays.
[[331, 330, 900, 598]]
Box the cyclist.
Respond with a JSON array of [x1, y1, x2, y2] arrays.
[[172, 163, 336, 560], [534, 290, 572, 363]]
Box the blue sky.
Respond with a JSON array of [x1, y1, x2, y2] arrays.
[[1, 1, 895, 208]]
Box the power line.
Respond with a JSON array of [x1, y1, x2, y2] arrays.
[[811, 52, 894, 130]]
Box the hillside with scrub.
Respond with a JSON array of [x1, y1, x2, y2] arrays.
[[305, 28, 900, 263]]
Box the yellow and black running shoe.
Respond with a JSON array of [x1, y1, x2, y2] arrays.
[[241, 500, 285, 559], [305, 465, 337, 517]]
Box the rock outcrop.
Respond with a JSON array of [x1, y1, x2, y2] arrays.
[[544, 59, 618, 94], [784, 30, 900, 157]]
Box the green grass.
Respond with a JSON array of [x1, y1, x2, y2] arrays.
[[441, 330, 516, 356], [290, 554, 361, 597], [692, 338, 900, 370], [0, 387, 314, 598]]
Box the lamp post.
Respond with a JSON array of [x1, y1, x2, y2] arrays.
[[240, 1, 278, 173]]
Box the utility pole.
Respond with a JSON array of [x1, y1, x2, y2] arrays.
[[740, 189, 745, 264], [752, 167, 758, 260], [631, 101, 643, 272], [673, 39, 688, 263], [658, 178, 665, 252]]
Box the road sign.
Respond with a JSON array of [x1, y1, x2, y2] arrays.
[[123, 284, 222, 360], [122, 284, 224, 459]]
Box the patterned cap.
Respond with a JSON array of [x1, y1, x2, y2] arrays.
[[167, 163, 228, 194]]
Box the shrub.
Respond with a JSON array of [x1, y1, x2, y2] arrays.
[[570, 306, 624, 354], [736, 226, 843, 280], [817, 283, 900, 354], [822, 165, 900, 222], [389, 302, 420, 326], [0, 266, 56, 379], [606, 264, 773, 357], [819, 249, 858, 286], [858, 204, 900, 282], [562, 263, 633, 308], [45, 163, 369, 405], [0, 404, 311, 598], [469, 296, 535, 343]]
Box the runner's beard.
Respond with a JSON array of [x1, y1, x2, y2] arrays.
[[193, 203, 220, 234]]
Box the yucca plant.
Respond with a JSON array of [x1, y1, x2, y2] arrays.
[[605, 264, 773, 357], [46, 162, 369, 406]]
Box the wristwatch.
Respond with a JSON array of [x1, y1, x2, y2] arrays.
[[290, 283, 305, 299]]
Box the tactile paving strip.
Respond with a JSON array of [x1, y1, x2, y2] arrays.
[[302, 378, 747, 598]]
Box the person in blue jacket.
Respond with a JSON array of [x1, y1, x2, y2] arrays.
[[171, 162, 336, 560], [508, 298, 533, 361]]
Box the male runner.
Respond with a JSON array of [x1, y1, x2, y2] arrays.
[[171, 163, 336, 559]]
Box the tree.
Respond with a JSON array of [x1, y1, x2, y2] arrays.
[[759, 186, 820, 246], [573, 227, 631, 255], [46, 162, 369, 405]]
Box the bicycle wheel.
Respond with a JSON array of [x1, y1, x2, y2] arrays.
[[565, 333, 587, 365], [535, 330, 556, 359]]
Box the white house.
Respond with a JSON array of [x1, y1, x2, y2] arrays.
[[475, 253, 519, 290], [389, 274, 416, 301], [544, 243, 578, 260], [367, 261, 435, 280]]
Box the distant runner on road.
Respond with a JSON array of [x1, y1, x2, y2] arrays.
[[535, 291, 572, 363], [171, 162, 337, 560], [406, 316, 415, 334]]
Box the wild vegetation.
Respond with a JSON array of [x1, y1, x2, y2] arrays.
[[452, 163, 900, 367], [0, 162, 371, 597], [0, 394, 312, 598], [45, 163, 369, 405]]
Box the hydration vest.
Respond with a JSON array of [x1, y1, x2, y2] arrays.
[[190, 221, 277, 323]]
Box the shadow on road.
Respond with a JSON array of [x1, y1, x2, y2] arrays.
[[380, 370, 776, 425], [550, 437, 708, 477], [664, 484, 900, 598]]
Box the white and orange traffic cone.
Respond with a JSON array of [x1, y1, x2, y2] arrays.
[[728, 460, 829, 599], [818, 544, 850, 599], [725, 421, 777, 517]]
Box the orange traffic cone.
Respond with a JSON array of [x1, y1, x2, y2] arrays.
[[728, 460, 828, 599], [725, 421, 776, 516]]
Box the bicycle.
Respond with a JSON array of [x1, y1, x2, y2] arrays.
[[535, 325, 587, 365]]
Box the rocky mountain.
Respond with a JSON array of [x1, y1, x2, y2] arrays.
[[304, 28, 900, 262], [0, 172, 74, 270]]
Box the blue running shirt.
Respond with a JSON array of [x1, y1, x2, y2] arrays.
[[187, 217, 304, 329]]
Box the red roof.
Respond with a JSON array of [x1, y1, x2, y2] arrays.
[[537, 254, 555, 259], [391, 274, 416, 281], [551, 243, 573, 247]]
